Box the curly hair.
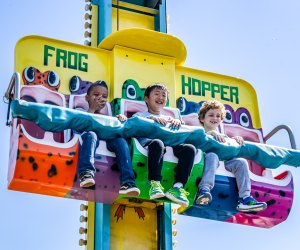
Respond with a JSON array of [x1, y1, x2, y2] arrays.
[[198, 100, 226, 125]]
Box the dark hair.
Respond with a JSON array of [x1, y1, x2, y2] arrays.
[[87, 80, 108, 95], [144, 83, 169, 98]]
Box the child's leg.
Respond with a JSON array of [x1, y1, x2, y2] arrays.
[[225, 158, 267, 212], [147, 139, 166, 199], [165, 144, 196, 207], [78, 131, 99, 176], [198, 152, 219, 191], [147, 139, 166, 182], [224, 158, 250, 198], [106, 137, 136, 185], [78, 131, 99, 187], [172, 144, 197, 186], [196, 152, 219, 205], [106, 137, 140, 196]]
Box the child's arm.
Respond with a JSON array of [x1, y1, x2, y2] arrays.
[[169, 118, 182, 129], [116, 114, 127, 122], [232, 136, 244, 145], [151, 116, 182, 129], [149, 115, 169, 126], [207, 130, 226, 143]]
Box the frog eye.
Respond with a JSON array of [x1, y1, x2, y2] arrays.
[[177, 97, 186, 113], [47, 71, 60, 87], [23, 66, 35, 83], [224, 109, 233, 123], [69, 76, 80, 92], [126, 84, 136, 99], [21, 95, 36, 103], [239, 112, 250, 127]]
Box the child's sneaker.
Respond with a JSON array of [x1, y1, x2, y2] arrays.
[[119, 182, 140, 196], [196, 189, 212, 205], [149, 181, 165, 199], [165, 187, 189, 207], [80, 173, 95, 188], [236, 196, 267, 212]]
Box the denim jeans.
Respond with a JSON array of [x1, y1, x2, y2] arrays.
[[78, 131, 136, 186], [199, 152, 251, 198], [78, 131, 99, 177]]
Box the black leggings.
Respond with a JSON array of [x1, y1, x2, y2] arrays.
[[147, 139, 196, 185]]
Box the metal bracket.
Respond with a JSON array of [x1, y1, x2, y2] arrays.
[[264, 124, 297, 149]]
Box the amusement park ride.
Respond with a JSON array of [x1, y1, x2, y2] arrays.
[[4, 0, 300, 249]]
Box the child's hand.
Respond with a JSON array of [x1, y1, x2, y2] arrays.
[[233, 136, 244, 145], [150, 116, 169, 126], [169, 118, 182, 129], [207, 130, 226, 143], [116, 114, 127, 122]]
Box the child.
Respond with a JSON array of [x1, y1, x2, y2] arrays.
[[77, 81, 140, 196], [133, 83, 196, 207], [196, 100, 267, 212]]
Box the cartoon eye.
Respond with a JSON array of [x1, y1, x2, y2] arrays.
[[239, 112, 250, 127], [69, 76, 80, 92], [224, 109, 233, 123], [47, 71, 60, 87], [176, 97, 186, 113], [44, 100, 59, 106], [23, 66, 35, 83], [126, 84, 136, 99], [21, 95, 36, 103]]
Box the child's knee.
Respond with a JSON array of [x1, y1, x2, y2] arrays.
[[150, 139, 165, 148], [184, 144, 197, 156], [206, 152, 219, 161], [226, 158, 249, 173], [84, 131, 98, 141], [238, 158, 249, 169], [113, 137, 126, 145]]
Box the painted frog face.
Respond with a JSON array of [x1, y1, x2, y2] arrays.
[[69, 75, 93, 95], [176, 97, 202, 126], [21, 66, 65, 142], [22, 66, 60, 91], [176, 97, 203, 115], [222, 105, 262, 143], [122, 79, 145, 100]]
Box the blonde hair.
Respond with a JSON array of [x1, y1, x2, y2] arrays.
[[198, 100, 226, 125]]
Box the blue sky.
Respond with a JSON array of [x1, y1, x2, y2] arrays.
[[1, 1, 300, 250]]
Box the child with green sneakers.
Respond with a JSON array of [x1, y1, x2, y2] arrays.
[[196, 100, 267, 212], [132, 83, 196, 208]]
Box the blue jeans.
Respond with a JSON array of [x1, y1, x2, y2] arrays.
[[78, 131, 136, 186], [199, 152, 251, 198]]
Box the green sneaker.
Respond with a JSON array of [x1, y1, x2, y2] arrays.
[[165, 187, 189, 207], [236, 196, 267, 212], [149, 181, 165, 199]]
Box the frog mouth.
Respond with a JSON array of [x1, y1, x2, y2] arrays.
[[19, 85, 67, 143], [223, 123, 263, 143]]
